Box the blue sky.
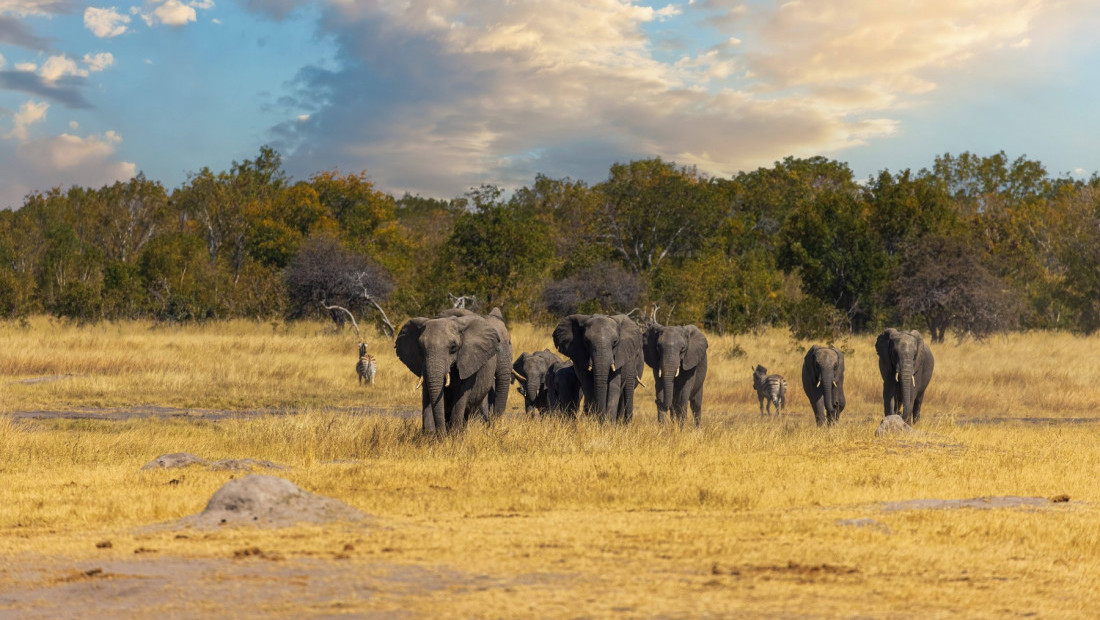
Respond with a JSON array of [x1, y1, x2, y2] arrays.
[[1, 1, 1098, 208]]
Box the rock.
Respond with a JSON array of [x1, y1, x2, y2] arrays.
[[206, 458, 286, 472], [174, 475, 368, 529], [875, 415, 913, 437], [141, 453, 207, 470]]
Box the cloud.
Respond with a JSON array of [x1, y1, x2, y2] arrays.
[[82, 52, 114, 72], [0, 1, 78, 17], [84, 6, 131, 38], [0, 14, 50, 48], [0, 70, 92, 108], [6, 98, 48, 141], [257, 1, 1080, 198]]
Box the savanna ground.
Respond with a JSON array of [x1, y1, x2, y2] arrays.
[[1, 317, 1098, 618]]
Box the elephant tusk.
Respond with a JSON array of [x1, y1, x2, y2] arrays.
[[833, 381, 838, 388], [444, 373, 451, 388], [657, 368, 662, 379], [512, 369, 527, 382], [675, 367, 680, 378], [611, 362, 616, 373], [636, 376, 647, 388], [912, 375, 916, 386], [895, 373, 899, 384], [816, 380, 821, 389], [414, 376, 423, 391]]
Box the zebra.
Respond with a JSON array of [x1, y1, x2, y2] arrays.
[[356, 342, 376, 386], [752, 364, 786, 416]]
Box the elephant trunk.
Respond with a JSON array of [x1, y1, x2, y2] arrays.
[[592, 350, 612, 422], [493, 355, 510, 420], [525, 377, 539, 416], [423, 357, 450, 435], [820, 366, 835, 425], [661, 358, 677, 418], [900, 362, 915, 423]]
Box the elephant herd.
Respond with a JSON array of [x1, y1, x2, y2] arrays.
[[393, 309, 934, 435]]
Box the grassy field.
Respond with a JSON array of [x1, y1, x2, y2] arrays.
[[1, 317, 1099, 617]]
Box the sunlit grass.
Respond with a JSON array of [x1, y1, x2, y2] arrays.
[[1, 318, 1099, 616]]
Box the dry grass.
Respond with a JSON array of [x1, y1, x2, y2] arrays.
[[1, 318, 1099, 617]]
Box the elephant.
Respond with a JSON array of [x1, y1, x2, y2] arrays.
[[512, 350, 581, 416], [512, 349, 560, 416], [875, 328, 935, 424], [394, 313, 501, 435], [545, 360, 581, 416], [801, 345, 846, 427], [437, 307, 512, 421], [642, 323, 708, 426], [553, 314, 643, 424]]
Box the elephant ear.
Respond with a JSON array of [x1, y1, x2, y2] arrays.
[[553, 315, 587, 360], [456, 316, 500, 380], [682, 325, 708, 370], [875, 330, 893, 360], [395, 318, 430, 377], [512, 352, 529, 383], [642, 325, 660, 370], [613, 315, 642, 373]]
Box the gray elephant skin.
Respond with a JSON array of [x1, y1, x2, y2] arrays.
[[643, 323, 708, 426], [875, 328, 934, 424], [437, 307, 512, 421], [553, 314, 643, 424], [395, 313, 501, 434], [512, 350, 581, 416], [801, 345, 846, 427]]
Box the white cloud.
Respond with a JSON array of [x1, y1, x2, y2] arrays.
[[6, 99, 48, 141], [83, 52, 115, 72], [151, 0, 197, 26], [84, 6, 131, 38], [0, 127, 136, 208], [0, 1, 71, 16], [190, 0, 214, 9], [39, 55, 86, 83], [14, 62, 36, 72]]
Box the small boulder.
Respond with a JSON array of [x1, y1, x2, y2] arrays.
[[141, 453, 207, 470], [875, 415, 913, 437], [174, 475, 367, 529]]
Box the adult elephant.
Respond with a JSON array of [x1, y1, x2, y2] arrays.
[[395, 313, 501, 435], [875, 328, 934, 424], [553, 314, 643, 424], [801, 345, 846, 427], [438, 307, 512, 421], [643, 323, 708, 426]]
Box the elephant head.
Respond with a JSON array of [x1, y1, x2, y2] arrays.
[[643, 324, 708, 422], [395, 314, 500, 434], [875, 328, 934, 423], [512, 349, 560, 415], [553, 314, 642, 423], [437, 306, 512, 420], [801, 345, 845, 427]]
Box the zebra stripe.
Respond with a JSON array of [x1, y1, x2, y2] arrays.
[[753, 365, 786, 416], [357, 343, 376, 386]]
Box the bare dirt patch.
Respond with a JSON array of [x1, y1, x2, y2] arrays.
[[878, 496, 1069, 512]]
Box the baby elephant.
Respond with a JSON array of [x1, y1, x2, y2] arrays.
[[801, 345, 846, 427], [752, 365, 786, 416], [512, 350, 581, 416]]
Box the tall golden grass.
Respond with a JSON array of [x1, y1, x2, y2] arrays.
[[1, 318, 1099, 616]]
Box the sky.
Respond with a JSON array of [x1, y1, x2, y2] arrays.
[[1, 0, 1099, 209]]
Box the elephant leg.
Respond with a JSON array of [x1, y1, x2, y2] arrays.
[[882, 383, 896, 418], [912, 391, 926, 425], [811, 394, 827, 427]]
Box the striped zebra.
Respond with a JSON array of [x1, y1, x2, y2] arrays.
[[356, 342, 376, 386], [753, 364, 786, 416]]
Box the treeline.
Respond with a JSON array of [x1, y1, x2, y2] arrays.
[[2, 146, 1099, 341]]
